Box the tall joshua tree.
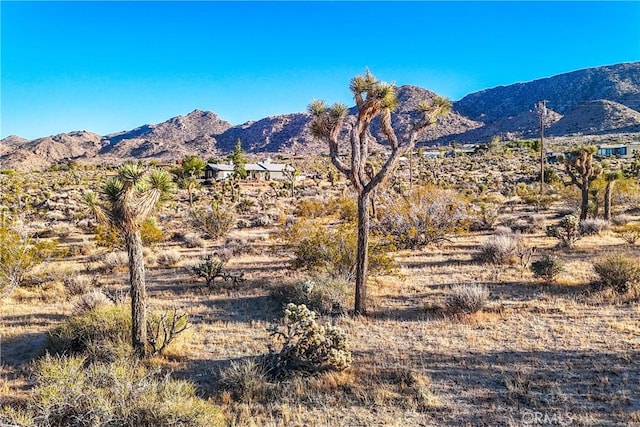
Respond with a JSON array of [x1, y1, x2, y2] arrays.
[[85, 162, 174, 356], [564, 145, 601, 220], [309, 70, 451, 314]]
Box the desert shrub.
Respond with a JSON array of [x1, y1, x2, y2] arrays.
[[102, 251, 129, 272], [222, 237, 250, 257], [445, 284, 489, 314], [94, 223, 123, 249], [157, 249, 183, 267], [330, 196, 357, 222], [295, 198, 329, 219], [218, 358, 272, 402], [290, 221, 396, 280], [593, 253, 640, 294], [267, 304, 351, 378], [530, 254, 565, 282], [271, 276, 351, 315], [475, 233, 521, 264], [191, 256, 226, 289], [471, 202, 500, 231], [547, 214, 581, 248], [611, 215, 632, 226], [235, 198, 256, 214], [0, 222, 45, 297], [579, 218, 609, 236], [140, 217, 165, 247], [251, 214, 273, 228], [147, 308, 190, 356], [11, 355, 224, 426], [376, 186, 469, 249], [614, 223, 640, 244], [47, 305, 131, 358], [189, 202, 234, 240], [236, 218, 251, 229], [72, 290, 112, 316], [63, 275, 96, 296], [181, 232, 206, 248]]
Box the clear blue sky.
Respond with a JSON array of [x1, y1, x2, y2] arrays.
[[2, 1, 639, 140]]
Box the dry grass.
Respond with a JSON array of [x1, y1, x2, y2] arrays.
[[2, 165, 640, 426]]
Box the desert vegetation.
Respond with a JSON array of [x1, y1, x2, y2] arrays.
[[2, 107, 640, 424]]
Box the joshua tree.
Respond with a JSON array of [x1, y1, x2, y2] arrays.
[[172, 154, 206, 208], [84, 162, 174, 356], [564, 145, 601, 220], [309, 70, 450, 314]]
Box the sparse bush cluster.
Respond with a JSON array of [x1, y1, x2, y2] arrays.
[[0, 355, 224, 426], [475, 232, 521, 264], [445, 284, 489, 314], [189, 202, 235, 240], [376, 186, 469, 249], [579, 218, 608, 236], [530, 254, 565, 282], [593, 253, 640, 294], [271, 276, 351, 315], [547, 214, 581, 248], [614, 223, 640, 244], [288, 221, 396, 280]]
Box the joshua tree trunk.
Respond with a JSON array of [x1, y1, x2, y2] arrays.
[[355, 192, 371, 314], [125, 229, 148, 356], [580, 186, 590, 220], [604, 180, 614, 221]]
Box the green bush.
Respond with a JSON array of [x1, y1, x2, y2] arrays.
[[0, 222, 45, 297], [140, 217, 165, 247], [376, 186, 469, 249], [593, 253, 640, 294], [46, 305, 131, 359], [531, 254, 565, 282], [189, 202, 235, 240], [547, 215, 581, 248], [218, 358, 272, 402], [47, 305, 188, 358], [0, 355, 224, 426], [271, 276, 351, 315], [289, 221, 396, 280], [267, 304, 351, 378]]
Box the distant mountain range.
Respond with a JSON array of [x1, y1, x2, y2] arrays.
[[2, 62, 640, 170]]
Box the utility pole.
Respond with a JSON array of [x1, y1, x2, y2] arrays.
[[538, 100, 546, 200]]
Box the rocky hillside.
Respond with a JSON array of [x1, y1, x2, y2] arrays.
[[2, 62, 640, 170], [100, 109, 232, 159]]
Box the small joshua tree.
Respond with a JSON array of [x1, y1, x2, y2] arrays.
[[564, 146, 601, 220], [84, 162, 175, 357]]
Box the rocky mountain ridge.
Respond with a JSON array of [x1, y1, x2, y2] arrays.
[[2, 62, 640, 170]]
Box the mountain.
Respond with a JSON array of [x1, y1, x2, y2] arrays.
[[2, 62, 640, 170], [455, 62, 640, 123], [547, 99, 640, 136], [100, 109, 232, 159]]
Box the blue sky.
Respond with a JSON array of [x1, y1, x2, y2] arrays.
[[2, 1, 639, 140]]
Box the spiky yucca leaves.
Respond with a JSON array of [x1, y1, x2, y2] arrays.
[[308, 70, 451, 315], [83, 162, 175, 357]]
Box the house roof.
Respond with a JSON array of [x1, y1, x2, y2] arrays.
[[206, 163, 235, 172], [206, 162, 294, 173]]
